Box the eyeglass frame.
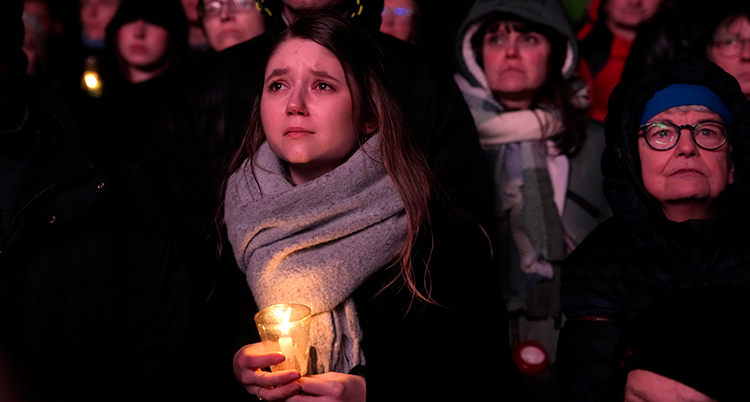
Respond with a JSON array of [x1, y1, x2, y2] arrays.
[[381, 6, 415, 18], [710, 35, 750, 58], [199, 0, 256, 19], [638, 120, 730, 151]]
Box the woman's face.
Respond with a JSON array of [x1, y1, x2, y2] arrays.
[[707, 15, 750, 98], [481, 21, 551, 110], [639, 107, 735, 221], [261, 38, 359, 185], [201, 0, 265, 52], [117, 19, 170, 71], [79, 0, 121, 40]]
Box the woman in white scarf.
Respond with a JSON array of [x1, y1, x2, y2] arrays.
[[219, 9, 515, 402]]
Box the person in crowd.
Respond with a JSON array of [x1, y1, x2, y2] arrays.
[[198, 0, 266, 52], [172, 1, 494, 398], [0, 1, 187, 400], [577, 0, 665, 122], [222, 10, 517, 401], [706, 6, 750, 99], [22, 12, 46, 76], [611, 285, 749, 402], [454, 0, 610, 396], [181, 0, 492, 241], [379, 0, 420, 43], [179, 0, 210, 57], [89, 0, 192, 205], [23, 0, 63, 40], [622, 1, 750, 101], [557, 57, 750, 401], [77, 0, 122, 94]]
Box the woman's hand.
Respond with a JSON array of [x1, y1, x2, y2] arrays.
[[287, 372, 366, 402], [233, 343, 302, 400]]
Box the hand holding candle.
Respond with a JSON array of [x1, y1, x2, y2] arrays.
[[254, 303, 312, 375]]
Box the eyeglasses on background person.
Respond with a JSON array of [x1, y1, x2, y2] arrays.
[[381, 6, 414, 18], [200, 0, 255, 18], [711, 35, 750, 58], [639, 120, 729, 151]]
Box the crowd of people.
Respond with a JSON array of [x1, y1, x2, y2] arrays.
[[2, 0, 750, 401]]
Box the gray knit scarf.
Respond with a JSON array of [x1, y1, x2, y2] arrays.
[[224, 135, 406, 374]]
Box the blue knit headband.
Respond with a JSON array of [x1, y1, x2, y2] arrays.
[[641, 84, 733, 125]]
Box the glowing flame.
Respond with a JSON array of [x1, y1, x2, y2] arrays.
[[275, 306, 292, 335], [84, 72, 101, 90]]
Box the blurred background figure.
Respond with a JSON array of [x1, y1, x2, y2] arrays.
[[622, 1, 750, 100], [180, 0, 210, 56], [379, 0, 420, 43], [87, 0, 192, 207], [454, 0, 610, 399], [706, 6, 750, 98], [198, 0, 266, 52], [80, 0, 120, 46], [1, 0, 188, 400], [21, 12, 46, 76], [23, 0, 64, 40], [577, 0, 665, 122]]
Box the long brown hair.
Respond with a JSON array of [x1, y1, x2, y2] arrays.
[[217, 9, 436, 303]]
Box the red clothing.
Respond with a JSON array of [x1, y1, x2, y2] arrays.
[[581, 36, 633, 122]]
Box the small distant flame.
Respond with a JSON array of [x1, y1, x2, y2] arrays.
[[84, 72, 101, 90]]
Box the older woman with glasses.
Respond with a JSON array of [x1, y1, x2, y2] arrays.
[[557, 57, 750, 401], [198, 0, 265, 51]]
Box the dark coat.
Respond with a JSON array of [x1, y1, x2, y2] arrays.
[[557, 58, 750, 401], [0, 82, 187, 402], [180, 201, 520, 401]]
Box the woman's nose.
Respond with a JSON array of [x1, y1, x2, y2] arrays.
[[285, 89, 308, 116], [674, 127, 699, 156]]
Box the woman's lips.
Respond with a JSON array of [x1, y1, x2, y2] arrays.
[[285, 127, 313, 138]]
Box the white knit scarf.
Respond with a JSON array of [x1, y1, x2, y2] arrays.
[[224, 135, 407, 374]]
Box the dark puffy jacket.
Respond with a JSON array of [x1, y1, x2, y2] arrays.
[[0, 82, 187, 402], [557, 58, 750, 401]]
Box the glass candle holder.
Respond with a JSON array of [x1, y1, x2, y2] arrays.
[[254, 303, 312, 375]]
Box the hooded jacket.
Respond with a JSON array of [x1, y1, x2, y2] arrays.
[[455, 0, 579, 87], [454, 0, 609, 318], [558, 58, 750, 401]]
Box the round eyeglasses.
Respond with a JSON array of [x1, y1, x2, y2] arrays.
[[639, 121, 729, 151], [711, 35, 750, 58], [201, 0, 255, 18]]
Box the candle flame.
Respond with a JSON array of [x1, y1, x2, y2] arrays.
[[278, 307, 292, 335], [84, 72, 101, 90]]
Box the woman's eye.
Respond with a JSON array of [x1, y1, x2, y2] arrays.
[[486, 35, 505, 45], [316, 82, 333, 91], [268, 82, 284, 91], [522, 35, 539, 45]]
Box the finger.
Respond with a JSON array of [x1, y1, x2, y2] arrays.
[[253, 381, 302, 401], [236, 346, 287, 369], [296, 376, 336, 396], [237, 367, 301, 389]]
